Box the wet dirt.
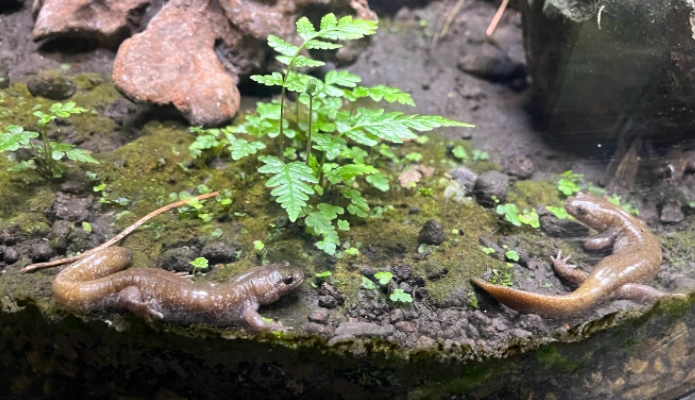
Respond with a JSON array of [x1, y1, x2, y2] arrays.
[[0, 0, 694, 370]]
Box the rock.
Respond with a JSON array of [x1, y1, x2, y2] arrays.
[[359, 266, 377, 279], [418, 220, 446, 245], [318, 296, 339, 309], [458, 45, 526, 83], [409, 206, 420, 214], [449, 166, 478, 193], [26, 72, 76, 100], [392, 264, 412, 282], [394, 321, 415, 333], [30, 240, 55, 262], [335, 322, 395, 337], [305, 322, 333, 336], [3, 247, 18, 264], [308, 308, 330, 324], [48, 192, 92, 223], [473, 171, 509, 207], [416, 335, 436, 349], [32, 0, 150, 44], [505, 155, 534, 180], [28, 0, 375, 126], [113, 1, 240, 126], [660, 201, 684, 224], [201, 241, 239, 264], [540, 215, 590, 237], [389, 309, 405, 323], [49, 220, 73, 252], [156, 247, 198, 272]]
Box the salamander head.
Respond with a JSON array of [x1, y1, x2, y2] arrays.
[[250, 264, 304, 305], [564, 193, 627, 232]]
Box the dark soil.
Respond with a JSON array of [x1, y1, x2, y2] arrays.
[[1, 0, 695, 380]]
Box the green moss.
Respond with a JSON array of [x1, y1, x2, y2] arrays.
[[535, 345, 588, 373], [506, 180, 562, 210]]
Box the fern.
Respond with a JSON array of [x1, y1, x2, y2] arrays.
[[188, 12, 474, 256], [258, 156, 318, 222]]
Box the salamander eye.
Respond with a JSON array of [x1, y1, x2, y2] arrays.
[[283, 276, 295, 285], [576, 206, 587, 216]]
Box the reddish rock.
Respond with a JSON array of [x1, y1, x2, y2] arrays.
[[32, 0, 150, 43], [33, 0, 376, 125], [113, 1, 240, 126]]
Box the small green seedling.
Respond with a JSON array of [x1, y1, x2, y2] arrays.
[[253, 240, 266, 251], [389, 288, 413, 303], [505, 250, 520, 262], [0, 102, 99, 179], [190, 257, 209, 274], [496, 203, 540, 228], [468, 292, 479, 309], [546, 206, 569, 219], [557, 170, 583, 196], [344, 247, 359, 256], [481, 247, 495, 255], [361, 276, 377, 290], [374, 271, 393, 286], [608, 195, 639, 215], [452, 145, 468, 161], [316, 271, 332, 279]]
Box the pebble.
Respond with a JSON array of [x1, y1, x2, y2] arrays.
[[308, 308, 330, 324], [449, 166, 478, 193], [3, 247, 18, 264], [30, 240, 55, 262], [156, 247, 198, 272], [660, 201, 684, 224], [49, 192, 93, 223], [201, 241, 239, 264], [27, 72, 76, 100], [418, 220, 446, 245], [505, 155, 535, 180], [389, 308, 405, 323], [473, 171, 509, 207]]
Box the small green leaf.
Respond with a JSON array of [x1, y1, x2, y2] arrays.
[[259, 157, 318, 222], [65, 148, 99, 164], [546, 206, 569, 219], [81, 222, 92, 233], [505, 250, 520, 262], [324, 70, 361, 87], [190, 257, 209, 272], [361, 276, 377, 290], [452, 146, 468, 161], [229, 139, 266, 161], [267, 35, 300, 57], [374, 271, 393, 285], [315, 271, 332, 278], [390, 288, 413, 303], [251, 72, 285, 86], [366, 173, 389, 192], [253, 240, 265, 251], [337, 219, 350, 231], [345, 247, 359, 256], [481, 247, 495, 255], [296, 17, 316, 40]]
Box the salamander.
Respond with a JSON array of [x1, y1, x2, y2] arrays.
[[472, 193, 683, 316], [52, 247, 304, 330]]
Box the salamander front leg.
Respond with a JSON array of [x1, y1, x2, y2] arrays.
[[551, 250, 588, 285], [584, 234, 615, 250], [242, 308, 283, 331], [118, 286, 164, 320]]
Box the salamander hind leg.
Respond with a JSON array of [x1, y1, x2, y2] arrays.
[[613, 284, 688, 302], [551, 250, 588, 285], [118, 286, 164, 320]]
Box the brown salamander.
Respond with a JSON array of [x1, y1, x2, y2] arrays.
[[53, 247, 304, 330], [472, 193, 683, 316]]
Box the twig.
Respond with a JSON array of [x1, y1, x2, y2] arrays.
[[486, 0, 510, 37], [432, 0, 466, 48], [21, 191, 219, 273]]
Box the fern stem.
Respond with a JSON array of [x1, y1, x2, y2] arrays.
[[40, 125, 52, 176], [305, 93, 313, 166]]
